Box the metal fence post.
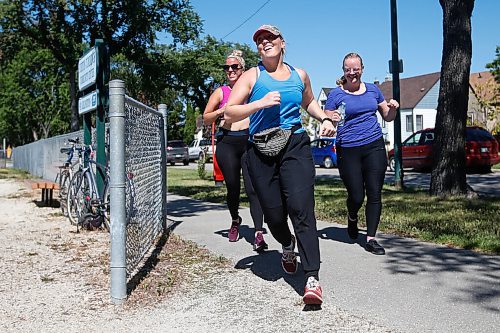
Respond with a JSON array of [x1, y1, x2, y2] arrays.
[[108, 79, 127, 304], [158, 104, 168, 230]]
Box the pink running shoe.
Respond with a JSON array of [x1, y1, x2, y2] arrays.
[[303, 276, 323, 305], [253, 231, 268, 252], [228, 217, 241, 242], [281, 235, 297, 274]]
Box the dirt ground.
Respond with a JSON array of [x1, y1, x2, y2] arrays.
[[0, 177, 398, 333]]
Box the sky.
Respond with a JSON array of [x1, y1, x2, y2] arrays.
[[188, 0, 499, 98]]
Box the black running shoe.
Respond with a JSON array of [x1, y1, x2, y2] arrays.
[[365, 239, 385, 255]]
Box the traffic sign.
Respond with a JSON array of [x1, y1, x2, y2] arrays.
[[78, 90, 99, 115], [78, 47, 98, 91]]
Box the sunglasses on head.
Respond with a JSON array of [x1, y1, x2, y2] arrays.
[[222, 64, 242, 71]]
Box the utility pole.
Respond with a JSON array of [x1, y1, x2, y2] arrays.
[[390, 0, 404, 189]]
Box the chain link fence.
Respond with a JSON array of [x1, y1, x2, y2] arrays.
[[123, 97, 166, 277], [12, 80, 168, 304]]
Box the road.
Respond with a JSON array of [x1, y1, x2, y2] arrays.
[[176, 161, 500, 197]]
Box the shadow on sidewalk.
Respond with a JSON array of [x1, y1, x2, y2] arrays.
[[381, 236, 500, 313], [234, 250, 305, 296], [167, 197, 226, 218], [318, 225, 367, 251], [318, 225, 500, 312]]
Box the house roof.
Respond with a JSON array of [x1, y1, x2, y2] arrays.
[[377, 72, 441, 109], [318, 87, 334, 100], [469, 71, 497, 103]]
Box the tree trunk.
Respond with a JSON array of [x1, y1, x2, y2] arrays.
[[430, 0, 474, 197], [69, 70, 80, 132]]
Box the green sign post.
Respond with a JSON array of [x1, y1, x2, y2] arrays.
[[78, 39, 110, 193]]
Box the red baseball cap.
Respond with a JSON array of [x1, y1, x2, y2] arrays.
[[252, 24, 282, 43]]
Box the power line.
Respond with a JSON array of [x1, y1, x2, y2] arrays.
[[222, 0, 272, 40]]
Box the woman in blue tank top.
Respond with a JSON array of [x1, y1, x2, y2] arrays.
[[225, 24, 336, 306], [325, 53, 399, 255]]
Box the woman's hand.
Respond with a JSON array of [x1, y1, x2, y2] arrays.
[[320, 119, 336, 137], [218, 104, 226, 117], [387, 99, 399, 111], [260, 91, 281, 109], [330, 111, 341, 122]]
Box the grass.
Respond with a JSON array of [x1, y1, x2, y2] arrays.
[[0, 168, 32, 179], [168, 168, 500, 254]]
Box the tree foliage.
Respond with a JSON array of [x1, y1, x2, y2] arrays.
[[183, 103, 198, 144], [0, 38, 70, 145], [0, 0, 202, 131], [430, 0, 474, 197], [484, 46, 500, 134], [486, 46, 500, 83]]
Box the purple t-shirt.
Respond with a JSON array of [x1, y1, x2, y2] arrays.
[[325, 83, 385, 147]]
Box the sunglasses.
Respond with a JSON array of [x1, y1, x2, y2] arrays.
[[222, 64, 242, 71]]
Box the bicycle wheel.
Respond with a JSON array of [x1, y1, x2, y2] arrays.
[[67, 170, 91, 226], [102, 172, 136, 231], [102, 182, 110, 232], [58, 169, 71, 217]]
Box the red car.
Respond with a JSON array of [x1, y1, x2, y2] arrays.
[[388, 127, 500, 173]]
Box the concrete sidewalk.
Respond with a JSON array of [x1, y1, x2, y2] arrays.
[[167, 193, 500, 333]]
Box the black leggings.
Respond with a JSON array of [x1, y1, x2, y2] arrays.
[[337, 137, 387, 237], [216, 131, 263, 230]]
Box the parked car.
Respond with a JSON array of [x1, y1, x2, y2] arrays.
[[188, 138, 214, 161], [310, 138, 337, 168], [387, 126, 500, 173], [167, 140, 189, 166]]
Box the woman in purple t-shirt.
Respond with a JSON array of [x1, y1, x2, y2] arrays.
[[325, 52, 399, 255]]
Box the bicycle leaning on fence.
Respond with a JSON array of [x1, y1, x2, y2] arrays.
[[55, 138, 82, 217], [66, 143, 136, 232]]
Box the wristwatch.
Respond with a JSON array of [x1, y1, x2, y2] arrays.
[[321, 117, 334, 125]]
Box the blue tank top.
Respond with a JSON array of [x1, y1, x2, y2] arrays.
[[248, 62, 304, 136]]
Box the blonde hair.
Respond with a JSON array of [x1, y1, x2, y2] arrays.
[[226, 49, 245, 70], [336, 52, 364, 85]]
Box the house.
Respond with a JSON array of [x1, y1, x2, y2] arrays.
[[377, 72, 440, 148], [468, 71, 498, 132], [317, 71, 498, 150]]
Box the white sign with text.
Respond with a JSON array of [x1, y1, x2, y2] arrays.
[[78, 90, 99, 115], [78, 47, 97, 91]]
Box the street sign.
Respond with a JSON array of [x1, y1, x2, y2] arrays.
[[78, 47, 98, 91], [78, 90, 99, 115]]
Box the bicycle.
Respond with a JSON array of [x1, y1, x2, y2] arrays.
[[66, 143, 136, 232], [55, 138, 81, 217], [66, 144, 107, 231]]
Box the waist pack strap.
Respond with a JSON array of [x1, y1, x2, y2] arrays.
[[252, 124, 302, 142]]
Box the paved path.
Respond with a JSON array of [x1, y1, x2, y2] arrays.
[[167, 194, 500, 333]]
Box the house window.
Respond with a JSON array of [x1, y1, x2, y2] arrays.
[[406, 115, 413, 132], [416, 115, 423, 131], [467, 113, 474, 126]]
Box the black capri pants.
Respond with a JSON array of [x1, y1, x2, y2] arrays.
[[216, 129, 264, 230], [247, 131, 320, 280], [336, 137, 387, 237]]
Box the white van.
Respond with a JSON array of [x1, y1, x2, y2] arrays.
[[188, 139, 214, 161]]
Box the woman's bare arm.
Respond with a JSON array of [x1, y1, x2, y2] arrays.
[[225, 68, 280, 123], [203, 88, 224, 125]]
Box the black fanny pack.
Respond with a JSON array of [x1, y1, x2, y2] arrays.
[[253, 124, 301, 157]]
